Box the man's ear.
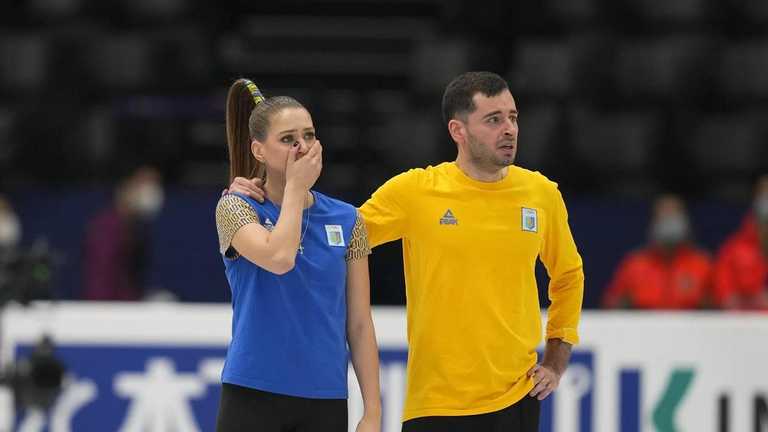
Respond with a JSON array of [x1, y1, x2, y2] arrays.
[[447, 118, 465, 145], [251, 139, 265, 163]]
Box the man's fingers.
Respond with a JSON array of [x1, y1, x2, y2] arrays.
[[537, 386, 554, 401], [527, 364, 539, 378], [529, 379, 548, 398], [232, 179, 254, 192], [249, 189, 264, 202], [229, 177, 265, 202], [531, 371, 542, 385], [233, 178, 251, 189], [237, 177, 262, 193], [529, 365, 560, 400]]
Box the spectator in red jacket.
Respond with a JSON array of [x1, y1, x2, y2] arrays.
[[713, 175, 768, 310], [603, 194, 713, 309]]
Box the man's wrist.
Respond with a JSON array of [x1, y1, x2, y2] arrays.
[[541, 361, 566, 377], [542, 338, 572, 376]]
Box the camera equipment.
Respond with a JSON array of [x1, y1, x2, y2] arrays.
[[0, 240, 56, 307], [0, 239, 65, 410], [0, 335, 65, 410]]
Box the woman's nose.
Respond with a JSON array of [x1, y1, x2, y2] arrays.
[[296, 140, 309, 153]]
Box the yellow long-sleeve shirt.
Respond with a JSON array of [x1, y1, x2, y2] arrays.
[[359, 161, 584, 421]]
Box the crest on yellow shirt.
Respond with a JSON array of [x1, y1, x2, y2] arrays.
[[439, 209, 458, 225], [521, 207, 538, 232]]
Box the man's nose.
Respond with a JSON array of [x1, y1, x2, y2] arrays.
[[503, 119, 517, 136]]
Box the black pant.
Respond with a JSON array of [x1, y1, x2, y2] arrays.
[[216, 383, 348, 432], [401, 395, 540, 432]]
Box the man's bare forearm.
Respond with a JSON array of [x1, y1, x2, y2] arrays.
[[542, 338, 572, 376]]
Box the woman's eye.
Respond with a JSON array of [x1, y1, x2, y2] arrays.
[[304, 132, 316, 140], [280, 135, 294, 143]]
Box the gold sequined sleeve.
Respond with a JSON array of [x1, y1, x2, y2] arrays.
[[346, 211, 372, 262], [215, 194, 260, 258]]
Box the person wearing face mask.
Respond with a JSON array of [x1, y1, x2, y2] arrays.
[[0, 196, 23, 302], [713, 175, 768, 310], [0, 196, 22, 253], [602, 194, 713, 309], [81, 166, 164, 301]]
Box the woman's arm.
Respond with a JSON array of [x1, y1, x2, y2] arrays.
[[346, 255, 381, 430], [227, 142, 321, 274], [230, 183, 305, 274]]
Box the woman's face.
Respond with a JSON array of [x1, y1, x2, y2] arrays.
[[252, 107, 316, 178]]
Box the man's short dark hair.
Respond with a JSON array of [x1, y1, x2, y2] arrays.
[[441, 72, 509, 124]]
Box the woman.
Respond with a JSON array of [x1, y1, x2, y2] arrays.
[[215, 78, 381, 431]]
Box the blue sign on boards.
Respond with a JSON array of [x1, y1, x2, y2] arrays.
[[13, 345, 227, 432], [540, 351, 594, 432], [11, 345, 412, 431], [11, 344, 594, 432]]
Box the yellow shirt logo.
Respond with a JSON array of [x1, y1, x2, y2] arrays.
[[439, 209, 458, 225]]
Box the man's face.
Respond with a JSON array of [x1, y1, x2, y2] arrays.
[[461, 89, 519, 170], [754, 177, 768, 223], [650, 196, 689, 248], [754, 176, 768, 249]]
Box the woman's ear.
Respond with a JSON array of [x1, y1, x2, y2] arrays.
[[251, 139, 265, 163]]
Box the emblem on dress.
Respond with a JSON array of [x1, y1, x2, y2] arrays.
[[325, 225, 345, 247]]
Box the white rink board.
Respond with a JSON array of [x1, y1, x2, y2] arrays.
[[1, 303, 767, 431]]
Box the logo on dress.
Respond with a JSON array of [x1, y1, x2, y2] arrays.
[[440, 209, 458, 225], [521, 207, 538, 232], [263, 218, 275, 232], [325, 224, 345, 247]]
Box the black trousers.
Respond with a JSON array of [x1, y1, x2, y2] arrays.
[[401, 395, 540, 432], [216, 383, 348, 432]]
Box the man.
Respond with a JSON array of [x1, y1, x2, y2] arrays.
[[714, 175, 768, 310], [229, 71, 584, 431], [602, 194, 712, 309]]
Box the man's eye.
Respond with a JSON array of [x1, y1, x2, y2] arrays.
[[488, 117, 499, 123]]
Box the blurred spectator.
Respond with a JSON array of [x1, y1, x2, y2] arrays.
[[0, 195, 57, 305], [0, 196, 21, 253], [602, 194, 712, 309], [713, 175, 768, 311], [0, 195, 22, 304], [82, 166, 164, 301]]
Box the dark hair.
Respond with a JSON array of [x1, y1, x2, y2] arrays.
[[225, 79, 305, 183], [441, 71, 509, 124]]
